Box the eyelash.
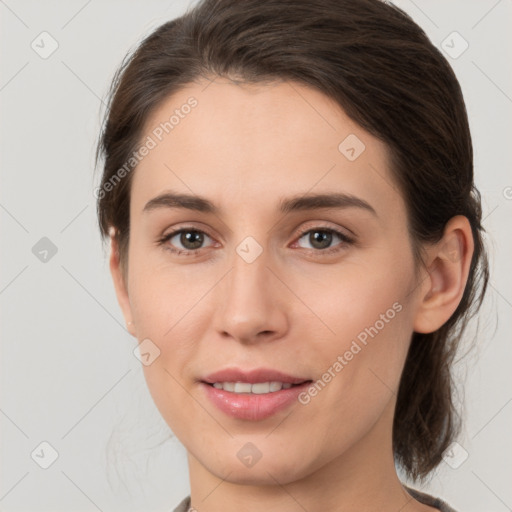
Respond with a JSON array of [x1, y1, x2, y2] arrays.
[[157, 224, 355, 258]]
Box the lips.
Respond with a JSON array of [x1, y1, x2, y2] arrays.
[[200, 367, 313, 421], [202, 367, 310, 385]]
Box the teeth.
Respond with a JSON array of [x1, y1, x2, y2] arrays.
[[223, 382, 235, 392], [211, 381, 294, 394], [234, 382, 252, 393]]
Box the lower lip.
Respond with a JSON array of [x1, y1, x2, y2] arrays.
[[201, 382, 312, 421]]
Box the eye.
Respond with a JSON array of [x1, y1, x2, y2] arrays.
[[294, 226, 354, 254], [158, 227, 216, 256], [158, 225, 354, 257]]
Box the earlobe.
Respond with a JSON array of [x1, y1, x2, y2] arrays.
[[109, 230, 136, 337], [413, 216, 474, 334]]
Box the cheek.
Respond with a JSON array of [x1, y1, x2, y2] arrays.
[[294, 255, 416, 408], [126, 251, 218, 418], [296, 253, 414, 347], [128, 245, 207, 335]]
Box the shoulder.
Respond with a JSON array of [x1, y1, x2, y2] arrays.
[[172, 495, 191, 512], [405, 485, 458, 512]]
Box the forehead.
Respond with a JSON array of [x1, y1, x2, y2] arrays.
[[131, 78, 404, 221]]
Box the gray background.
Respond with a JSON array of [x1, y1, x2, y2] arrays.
[[0, 0, 511, 510]]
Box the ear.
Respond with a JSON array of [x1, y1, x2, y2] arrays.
[[109, 229, 136, 337], [413, 215, 474, 334]]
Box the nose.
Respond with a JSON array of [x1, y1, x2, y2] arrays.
[[212, 246, 288, 345]]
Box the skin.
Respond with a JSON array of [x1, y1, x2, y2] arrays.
[[110, 77, 474, 512]]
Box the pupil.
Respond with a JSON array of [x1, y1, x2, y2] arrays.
[[311, 231, 331, 249], [182, 231, 203, 249]]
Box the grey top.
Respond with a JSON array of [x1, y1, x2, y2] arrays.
[[172, 485, 457, 511]]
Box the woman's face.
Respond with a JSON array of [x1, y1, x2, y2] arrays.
[[113, 78, 427, 485]]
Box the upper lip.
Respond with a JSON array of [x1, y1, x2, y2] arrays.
[[202, 367, 311, 385]]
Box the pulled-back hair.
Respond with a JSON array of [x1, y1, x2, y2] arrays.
[[96, 0, 489, 481]]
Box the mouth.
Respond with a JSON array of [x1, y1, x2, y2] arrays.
[[201, 367, 311, 387], [199, 367, 313, 421], [203, 381, 310, 394]]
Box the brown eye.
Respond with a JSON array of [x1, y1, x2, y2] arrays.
[[177, 230, 205, 250], [160, 228, 215, 254], [306, 230, 333, 250], [296, 228, 352, 251]]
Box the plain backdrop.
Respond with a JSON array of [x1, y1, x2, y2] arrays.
[[1, 1, 511, 511]]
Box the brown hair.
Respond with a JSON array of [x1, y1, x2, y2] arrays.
[[96, 0, 489, 481]]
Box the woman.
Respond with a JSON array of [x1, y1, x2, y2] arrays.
[[95, 0, 489, 510]]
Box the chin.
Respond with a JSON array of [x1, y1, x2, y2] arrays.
[[200, 450, 313, 485]]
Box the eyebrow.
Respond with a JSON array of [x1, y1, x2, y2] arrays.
[[143, 191, 377, 216]]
